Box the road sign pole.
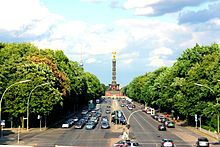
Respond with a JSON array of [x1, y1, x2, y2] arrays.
[[195, 114, 198, 129]]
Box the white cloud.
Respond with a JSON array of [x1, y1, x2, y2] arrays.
[[123, 0, 160, 10], [86, 58, 97, 64], [148, 56, 175, 67], [148, 56, 165, 67], [1, 0, 219, 74], [123, 0, 215, 17], [81, 0, 107, 3], [209, 18, 220, 26], [151, 47, 173, 56], [119, 52, 139, 65], [0, 0, 62, 33], [134, 7, 154, 16]]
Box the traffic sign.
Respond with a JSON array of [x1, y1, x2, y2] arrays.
[[1, 120, 5, 126], [195, 114, 197, 122]]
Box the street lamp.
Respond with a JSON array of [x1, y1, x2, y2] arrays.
[[26, 82, 50, 131], [0, 79, 31, 137], [194, 82, 219, 134], [126, 109, 142, 139]]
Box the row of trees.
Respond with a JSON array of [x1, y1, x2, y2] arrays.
[[123, 43, 220, 131], [0, 42, 106, 128]]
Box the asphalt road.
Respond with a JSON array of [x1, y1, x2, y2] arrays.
[[16, 100, 115, 147], [121, 103, 192, 147], [2, 98, 216, 147]]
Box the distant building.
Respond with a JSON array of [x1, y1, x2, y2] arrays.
[[105, 52, 123, 97]]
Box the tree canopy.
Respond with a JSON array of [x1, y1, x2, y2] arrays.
[[125, 43, 220, 130], [0, 42, 105, 127]]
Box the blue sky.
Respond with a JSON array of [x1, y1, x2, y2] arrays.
[[1, 0, 220, 87]]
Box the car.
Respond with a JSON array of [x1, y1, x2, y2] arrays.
[[91, 109, 96, 113], [158, 124, 166, 131], [113, 140, 125, 147], [83, 116, 89, 122], [74, 119, 85, 129], [90, 116, 99, 124], [161, 139, 174, 147], [85, 121, 96, 130], [101, 116, 109, 122], [132, 105, 136, 108], [196, 137, 209, 147], [62, 121, 70, 128], [101, 121, 110, 129], [126, 140, 141, 147], [81, 110, 88, 115], [165, 121, 170, 126], [67, 118, 74, 125], [113, 140, 141, 147], [73, 116, 79, 122], [119, 116, 127, 125], [167, 121, 175, 128], [95, 111, 101, 117], [127, 106, 133, 110], [87, 112, 92, 117], [121, 104, 125, 107], [105, 109, 111, 114], [158, 115, 166, 123], [151, 114, 159, 120]]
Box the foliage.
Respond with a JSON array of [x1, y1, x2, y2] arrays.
[[125, 43, 220, 129], [0, 42, 104, 126]]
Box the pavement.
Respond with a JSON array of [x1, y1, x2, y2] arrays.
[[1, 100, 220, 147]]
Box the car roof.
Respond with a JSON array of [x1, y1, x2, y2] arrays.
[[162, 139, 173, 142], [198, 137, 208, 141]]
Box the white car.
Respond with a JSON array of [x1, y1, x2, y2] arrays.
[[196, 137, 209, 147], [73, 116, 79, 122], [81, 110, 88, 115], [62, 122, 70, 128], [127, 106, 133, 110], [62, 119, 74, 128]]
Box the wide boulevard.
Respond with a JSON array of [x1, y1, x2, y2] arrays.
[[1, 98, 211, 147]]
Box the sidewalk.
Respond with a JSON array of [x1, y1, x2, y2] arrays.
[[0, 127, 47, 145]]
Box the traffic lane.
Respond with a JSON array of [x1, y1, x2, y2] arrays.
[[55, 105, 111, 146], [20, 101, 112, 147], [121, 106, 191, 147], [55, 102, 111, 147], [56, 129, 109, 147], [135, 112, 191, 146], [132, 109, 203, 145]]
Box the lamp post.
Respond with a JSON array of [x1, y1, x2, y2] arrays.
[[194, 82, 219, 134], [127, 109, 142, 139], [0, 80, 31, 137], [27, 82, 50, 131]]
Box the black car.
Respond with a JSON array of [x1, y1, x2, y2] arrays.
[[74, 119, 85, 129], [119, 116, 127, 125], [161, 139, 174, 147], [158, 124, 166, 131], [101, 121, 110, 129], [151, 114, 159, 120], [105, 109, 111, 114], [196, 137, 209, 147]]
